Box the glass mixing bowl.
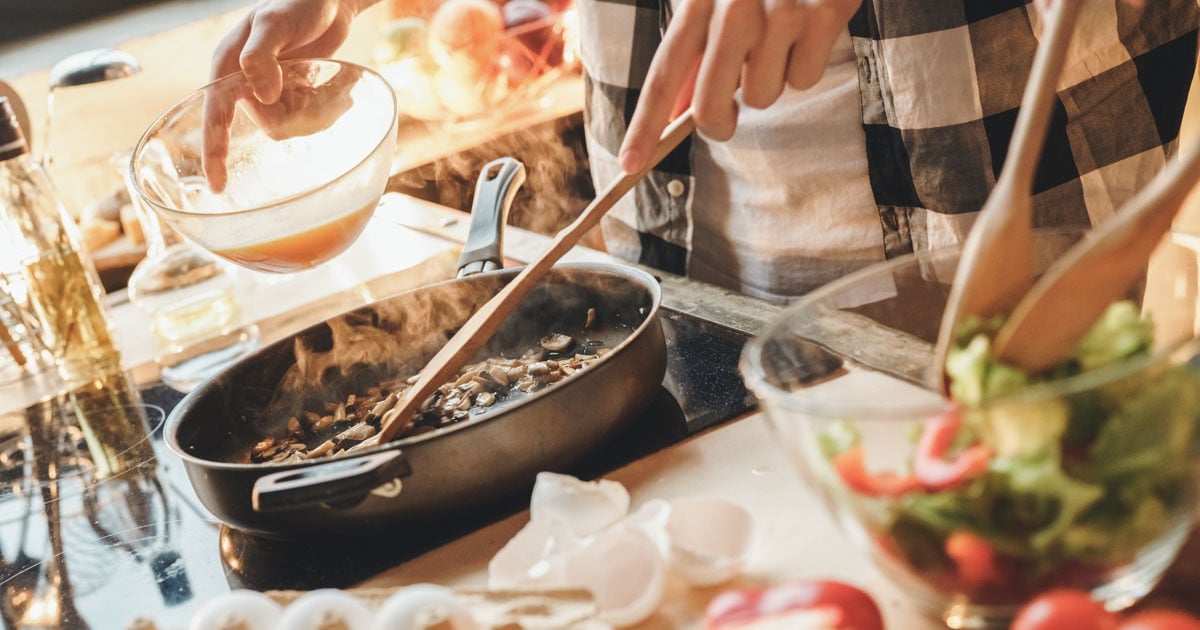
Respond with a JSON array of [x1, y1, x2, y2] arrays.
[[741, 229, 1200, 628], [128, 59, 399, 274]]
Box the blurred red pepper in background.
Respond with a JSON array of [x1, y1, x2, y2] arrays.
[[704, 580, 884, 630]]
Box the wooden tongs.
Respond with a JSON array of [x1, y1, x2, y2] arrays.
[[937, 0, 1200, 380]]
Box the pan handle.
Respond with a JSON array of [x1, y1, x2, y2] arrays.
[[251, 450, 413, 513], [457, 157, 527, 277]]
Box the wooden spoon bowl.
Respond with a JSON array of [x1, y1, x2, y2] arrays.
[[993, 141, 1200, 371]]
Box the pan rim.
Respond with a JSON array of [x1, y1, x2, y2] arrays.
[[164, 261, 664, 471]]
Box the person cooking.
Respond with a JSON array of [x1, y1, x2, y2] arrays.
[[206, 0, 1199, 301]]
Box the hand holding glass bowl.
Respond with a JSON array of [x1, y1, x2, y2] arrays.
[[741, 229, 1200, 629], [129, 59, 399, 274]]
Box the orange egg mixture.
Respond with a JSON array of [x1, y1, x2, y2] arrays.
[[213, 201, 375, 273]]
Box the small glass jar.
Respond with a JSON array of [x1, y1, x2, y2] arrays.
[[124, 165, 260, 393]]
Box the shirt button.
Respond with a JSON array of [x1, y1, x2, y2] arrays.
[[667, 179, 686, 197]]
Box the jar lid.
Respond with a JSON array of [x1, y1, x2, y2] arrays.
[[0, 97, 29, 161]]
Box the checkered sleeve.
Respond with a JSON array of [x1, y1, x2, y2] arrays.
[[850, 0, 1200, 258]]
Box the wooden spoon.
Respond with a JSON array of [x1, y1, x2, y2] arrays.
[[932, 0, 1083, 388], [0, 322, 26, 367], [374, 110, 697, 444], [0, 282, 29, 367], [992, 142, 1200, 371]]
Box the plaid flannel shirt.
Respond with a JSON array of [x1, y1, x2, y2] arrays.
[[576, 0, 1200, 278]]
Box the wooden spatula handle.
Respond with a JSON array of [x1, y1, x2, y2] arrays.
[[375, 110, 697, 444], [931, 0, 1083, 389], [0, 320, 26, 367], [1004, 0, 1083, 192]]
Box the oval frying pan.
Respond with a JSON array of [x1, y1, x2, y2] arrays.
[[164, 158, 667, 538]]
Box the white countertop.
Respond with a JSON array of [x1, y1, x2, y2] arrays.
[[109, 205, 462, 376], [358, 410, 937, 629]]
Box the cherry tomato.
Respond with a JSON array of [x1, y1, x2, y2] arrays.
[[1012, 590, 1120, 630], [705, 580, 884, 630], [1118, 610, 1200, 630], [943, 531, 995, 590]]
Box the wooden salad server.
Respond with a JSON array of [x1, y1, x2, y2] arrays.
[[932, 0, 1083, 389], [992, 140, 1200, 371]]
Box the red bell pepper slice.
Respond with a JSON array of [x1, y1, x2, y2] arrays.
[[914, 410, 991, 491], [832, 409, 991, 498], [705, 580, 884, 630], [832, 447, 921, 498]]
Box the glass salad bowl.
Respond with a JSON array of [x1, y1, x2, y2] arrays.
[[129, 59, 399, 274], [741, 229, 1200, 628]]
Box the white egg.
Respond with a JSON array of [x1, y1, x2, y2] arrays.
[[188, 589, 282, 630], [665, 497, 756, 586], [562, 527, 665, 627], [529, 472, 631, 537], [276, 588, 372, 630], [488, 515, 582, 589], [372, 583, 477, 630]]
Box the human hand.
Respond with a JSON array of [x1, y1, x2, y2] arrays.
[[204, 0, 373, 191], [618, 0, 861, 173]]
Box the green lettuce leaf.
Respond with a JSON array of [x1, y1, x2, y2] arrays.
[[1085, 366, 1200, 482], [1073, 301, 1153, 371], [946, 334, 1029, 406]]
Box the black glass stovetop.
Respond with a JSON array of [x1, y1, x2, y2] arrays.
[[0, 308, 753, 630]]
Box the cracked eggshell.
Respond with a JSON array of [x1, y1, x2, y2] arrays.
[[189, 590, 283, 630], [619, 498, 671, 558], [372, 583, 477, 630], [666, 497, 756, 586], [277, 589, 372, 630], [530, 472, 631, 536], [562, 527, 665, 627], [488, 515, 583, 589]]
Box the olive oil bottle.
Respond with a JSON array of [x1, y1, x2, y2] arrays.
[[0, 97, 153, 477]]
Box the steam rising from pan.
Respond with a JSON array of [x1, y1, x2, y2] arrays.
[[391, 115, 599, 247], [251, 269, 638, 447], [266, 276, 495, 424]]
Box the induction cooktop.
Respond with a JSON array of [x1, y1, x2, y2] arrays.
[[0, 307, 753, 629]]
